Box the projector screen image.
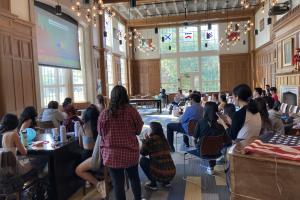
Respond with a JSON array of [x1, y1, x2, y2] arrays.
[[35, 6, 80, 69]]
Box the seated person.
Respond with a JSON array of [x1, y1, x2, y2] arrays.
[[218, 94, 227, 111], [167, 93, 203, 152], [270, 87, 279, 102], [194, 102, 226, 175], [76, 134, 106, 197], [223, 103, 236, 126], [253, 87, 263, 99], [0, 114, 27, 155], [63, 104, 82, 132], [264, 96, 285, 135], [255, 98, 273, 135], [211, 93, 219, 104], [62, 97, 72, 110], [79, 105, 99, 161], [18, 106, 38, 132], [173, 89, 185, 105], [218, 84, 262, 141], [41, 101, 64, 128], [96, 94, 106, 113], [140, 122, 176, 191]]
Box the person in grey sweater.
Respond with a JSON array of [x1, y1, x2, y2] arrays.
[[264, 96, 285, 135], [41, 101, 64, 128]]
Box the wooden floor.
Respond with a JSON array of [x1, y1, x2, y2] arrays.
[[69, 109, 229, 200]]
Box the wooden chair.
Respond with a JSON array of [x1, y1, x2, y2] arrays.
[[36, 120, 55, 133]]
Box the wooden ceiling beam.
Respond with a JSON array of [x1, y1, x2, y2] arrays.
[[127, 8, 255, 27]]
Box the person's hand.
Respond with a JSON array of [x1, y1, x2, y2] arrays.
[[217, 117, 228, 129], [145, 133, 150, 139], [225, 115, 232, 126]]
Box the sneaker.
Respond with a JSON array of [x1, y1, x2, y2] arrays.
[[206, 167, 215, 175], [145, 182, 158, 191], [96, 181, 106, 198], [162, 182, 171, 188]]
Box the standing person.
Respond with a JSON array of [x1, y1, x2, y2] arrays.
[[159, 88, 167, 109], [18, 106, 38, 131], [98, 85, 144, 200], [167, 93, 203, 152], [41, 101, 64, 128], [140, 122, 176, 190], [218, 84, 262, 141], [270, 87, 279, 102]]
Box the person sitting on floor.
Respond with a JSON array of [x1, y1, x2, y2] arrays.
[[41, 101, 64, 128], [218, 84, 262, 141], [18, 106, 38, 131], [167, 93, 203, 152], [140, 122, 176, 191], [218, 94, 227, 111], [255, 98, 273, 135], [264, 96, 285, 135], [63, 104, 82, 132], [253, 87, 263, 99]]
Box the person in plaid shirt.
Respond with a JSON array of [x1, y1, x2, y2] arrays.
[[98, 85, 144, 200]]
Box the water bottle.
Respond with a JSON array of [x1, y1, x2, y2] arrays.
[[74, 121, 80, 138], [51, 128, 59, 141], [21, 130, 28, 147], [60, 125, 67, 143]]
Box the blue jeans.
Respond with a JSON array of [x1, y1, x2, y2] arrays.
[[167, 123, 189, 150], [109, 165, 141, 200]]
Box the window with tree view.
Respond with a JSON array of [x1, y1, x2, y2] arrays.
[[200, 56, 220, 92], [160, 28, 177, 53], [160, 59, 178, 93]]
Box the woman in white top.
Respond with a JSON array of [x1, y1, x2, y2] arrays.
[[218, 84, 262, 141], [0, 114, 27, 155]]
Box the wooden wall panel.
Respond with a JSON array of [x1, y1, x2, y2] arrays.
[[220, 53, 251, 92], [0, 0, 10, 12], [132, 59, 160, 95], [0, 12, 36, 117]]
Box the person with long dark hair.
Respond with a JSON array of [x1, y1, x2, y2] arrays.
[[194, 102, 226, 174], [140, 122, 176, 190], [264, 96, 285, 135], [18, 106, 38, 131], [62, 97, 72, 110], [63, 104, 81, 132], [0, 114, 27, 155], [218, 84, 262, 141], [98, 85, 144, 200], [255, 98, 273, 134], [218, 93, 227, 111], [96, 94, 106, 113]]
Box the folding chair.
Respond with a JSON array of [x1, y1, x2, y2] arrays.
[[183, 134, 226, 187], [175, 120, 197, 151]]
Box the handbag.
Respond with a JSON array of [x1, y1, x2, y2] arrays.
[[91, 134, 102, 170]]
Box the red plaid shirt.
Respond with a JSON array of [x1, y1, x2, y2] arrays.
[[98, 105, 144, 168]]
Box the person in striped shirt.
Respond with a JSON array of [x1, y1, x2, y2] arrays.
[[140, 122, 176, 191]]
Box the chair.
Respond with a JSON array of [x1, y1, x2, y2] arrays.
[[175, 120, 197, 151], [280, 103, 288, 113], [183, 134, 226, 187], [37, 121, 55, 134]]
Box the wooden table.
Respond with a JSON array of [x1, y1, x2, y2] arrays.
[[129, 98, 162, 113], [228, 138, 300, 200], [27, 134, 83, 200]]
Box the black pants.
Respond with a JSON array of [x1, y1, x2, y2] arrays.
[[167, 122, 189, 150], [109, 165, 141, 200], [140, 157, 156, 185]]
